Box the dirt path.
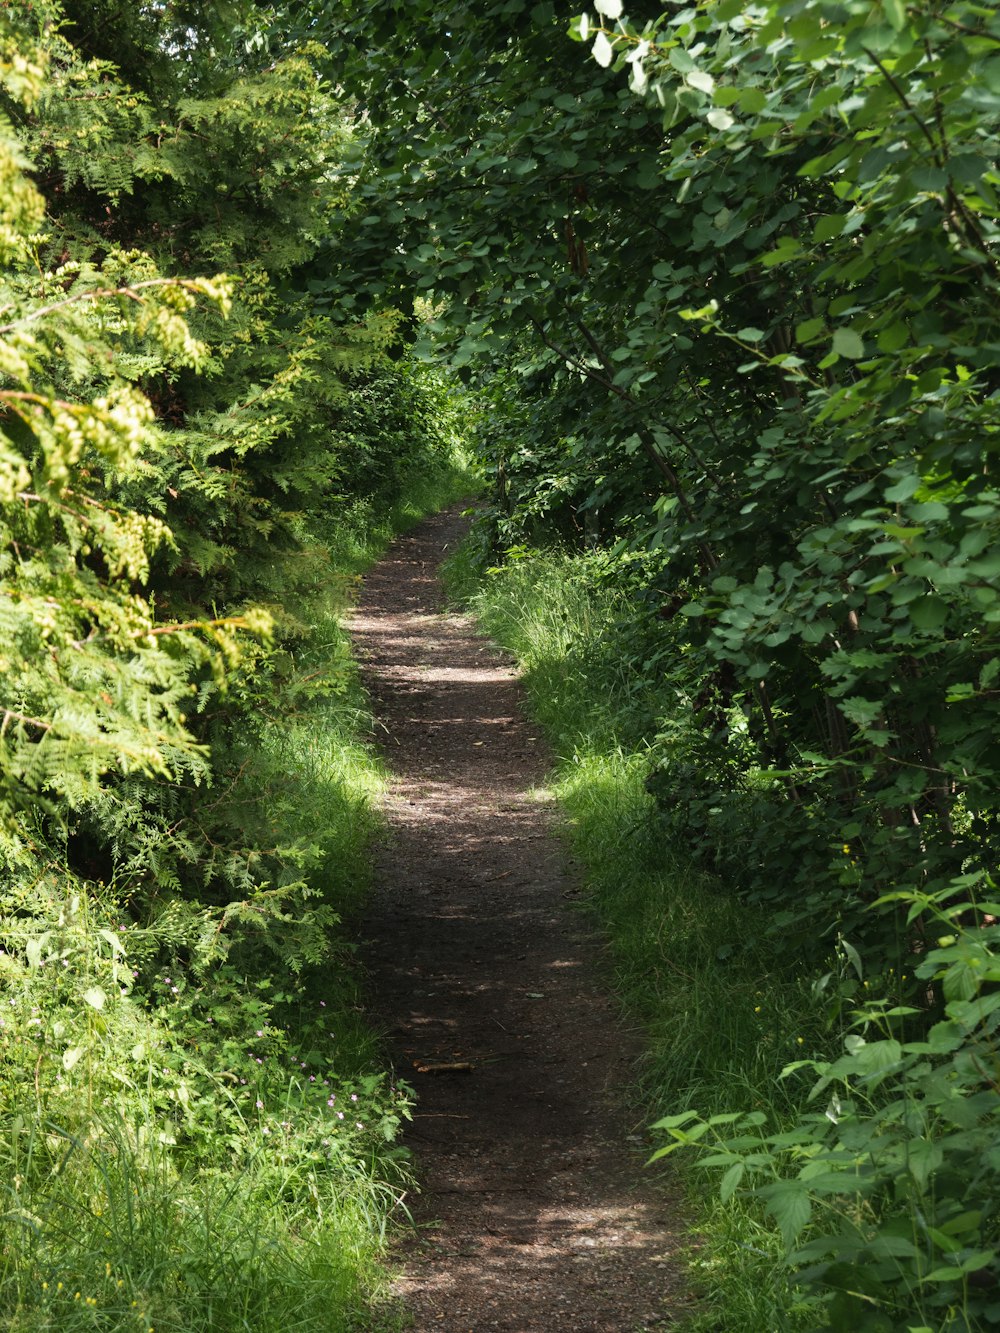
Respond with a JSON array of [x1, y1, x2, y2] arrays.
[[350, 507, 687, 1332]]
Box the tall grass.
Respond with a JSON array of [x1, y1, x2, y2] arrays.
[[450, 545, 826, 1330], [0, 464, 478, 1333]]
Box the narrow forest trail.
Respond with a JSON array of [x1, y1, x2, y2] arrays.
[[350, 508, 687, 1332]]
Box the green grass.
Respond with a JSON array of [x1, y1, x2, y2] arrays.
[[322, 450, 479, 577], [0, 1114, 397, 1333], [0, 461, 481, 1333], [449, 543, 828, 1331]]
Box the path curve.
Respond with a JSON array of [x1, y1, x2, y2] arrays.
[[351, 507, 685, 1332]]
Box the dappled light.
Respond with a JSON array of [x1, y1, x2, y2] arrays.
[[354, 510, 685, 1331]]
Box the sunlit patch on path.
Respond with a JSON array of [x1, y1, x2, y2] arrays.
[[350, 507, 687, 1332]]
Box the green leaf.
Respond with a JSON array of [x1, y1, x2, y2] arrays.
[[720, 1161, 745, 1202], [812, 214, 847, 243], [795, 317, 824, 343], [738, 87, 767, 114], [877, 322, 909, 352], [910, 596, 948, 632], [83, 987, 107, 1010], [761, 1180, 812, 1247], [832, 328, 865, 360]]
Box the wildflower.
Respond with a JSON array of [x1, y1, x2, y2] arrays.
[[256, 1099, 264, 1109], [256, 1030, 264, 1038], [797, 1037, 804, 1045], [350, 1093, 358, 1102], [319, 1001, 326, 1007], [337, 1111, 344, 1120], [754, 1005, 761, 1013]]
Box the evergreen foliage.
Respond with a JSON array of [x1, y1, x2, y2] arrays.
[[0, 2, 466, 1326]]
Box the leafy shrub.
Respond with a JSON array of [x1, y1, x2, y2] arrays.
[[652, 878, 1000, 1332]]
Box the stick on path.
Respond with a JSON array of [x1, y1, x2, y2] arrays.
[[351, 507, 687, 1332]]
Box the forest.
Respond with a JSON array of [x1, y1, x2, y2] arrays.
[[0, 0, 998, 1329]]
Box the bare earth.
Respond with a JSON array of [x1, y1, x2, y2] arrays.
[[350, 507, 688, 1332]]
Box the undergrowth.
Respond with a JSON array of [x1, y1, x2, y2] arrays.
[[453, 536, 1000, 1332], [0, 464, 474, 1333], [446, 542, 829, 1331]]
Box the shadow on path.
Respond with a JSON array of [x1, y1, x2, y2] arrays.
[[351, 507, 689, 1332]]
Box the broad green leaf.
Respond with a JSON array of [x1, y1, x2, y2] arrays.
[[877, 322, 909, 352], [832, 328, 865, 359], [762, 1180, 812, 1247], [812, 214, 846, 243], [795, 317, 824, 343], [720, 1161, 745, 1202], [910, 596, 948, 632]]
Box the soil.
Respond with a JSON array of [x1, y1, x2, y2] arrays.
[[350, 506, 690, 1332]]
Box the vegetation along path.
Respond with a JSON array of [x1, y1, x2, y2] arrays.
[[350, 507, 686, 1331]]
